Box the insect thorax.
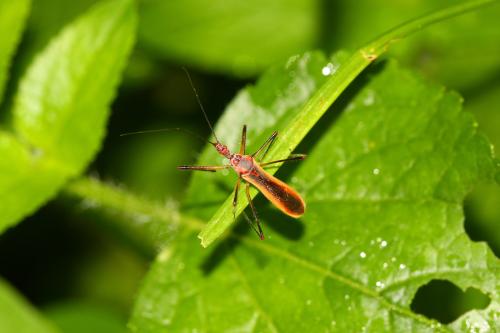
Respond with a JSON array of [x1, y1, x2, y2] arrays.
[[230, 154, 254, 174]]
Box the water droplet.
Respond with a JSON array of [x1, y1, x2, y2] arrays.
[[359, 251, 367, 258], [382, 262, 389, 269], [331, 320, 336, 326], [321, 62, 338, 76], [340, 240, 347, 246], [333, 239, 340, 245], [375, 281, 385, 288], [391, 256, 397, 262], [322, 65, 332, 76], [380, 240, 388, 248], [399, 263, 406, 270], [344, 294, 350, 300], [372, 168, 380, 175], [306, 299, 312, 306]]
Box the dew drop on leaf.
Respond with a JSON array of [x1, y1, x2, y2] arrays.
[[321, 62, 338, 76]]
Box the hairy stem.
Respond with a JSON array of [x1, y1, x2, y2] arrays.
[[63, 177, 203, 254]]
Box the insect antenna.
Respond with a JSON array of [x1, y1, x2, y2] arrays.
[[119, 127, 211, 145], [182, 67, 220, 144]]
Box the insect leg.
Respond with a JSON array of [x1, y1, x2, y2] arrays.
[[232, 177, 241, 219], [251, 131, 278, 161], [177, 165, 229, 172], [245, 182, 265, 240], [239, 125, 247, 155], [260, 154, 306, 167]]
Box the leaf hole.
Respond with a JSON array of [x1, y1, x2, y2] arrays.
[[464, 184, 500, 258], [410, 279, 490, 324]]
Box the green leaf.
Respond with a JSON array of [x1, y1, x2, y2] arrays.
[[0, 278, 59, 333], [197, 0, 498, 247], [0, 0, 136, 234], [14, 0, 98, 69], [0, 0, 30, 105], [137, 0, 317, 76], [129, 57, 498, 332]]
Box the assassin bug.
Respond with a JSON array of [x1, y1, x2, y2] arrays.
[[178, 71, 306, 240]]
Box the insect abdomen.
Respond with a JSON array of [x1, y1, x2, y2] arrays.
[[242, 164, 305, 217]]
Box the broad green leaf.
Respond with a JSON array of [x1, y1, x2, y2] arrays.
[[16, 0, 98, 68], [0, 0, 136, 233], [0, 0, 30, 105], [129, 59, 498, 332], [138, 0, 317, 76], [0, 278, 59, 333]]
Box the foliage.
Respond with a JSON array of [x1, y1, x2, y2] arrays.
[[0, 0, 136, 232], [0, 0, 498, 332], [129, 56, 498, 333]]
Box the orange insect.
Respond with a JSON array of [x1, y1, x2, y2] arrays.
[[178, 72, 306, 240]]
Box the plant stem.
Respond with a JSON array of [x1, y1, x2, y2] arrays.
[[63, 177, 203, 253]]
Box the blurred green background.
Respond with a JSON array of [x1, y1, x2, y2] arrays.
[[0, 0, 498, 331]]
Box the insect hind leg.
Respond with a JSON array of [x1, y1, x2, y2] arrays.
[[245, 182, 265, 240]]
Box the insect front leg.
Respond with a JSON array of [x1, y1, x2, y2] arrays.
[[239, 125, 247, 155], [259, 154, 306, 167], [251, 131, 278, 161], [177, 165, 229, 172]]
